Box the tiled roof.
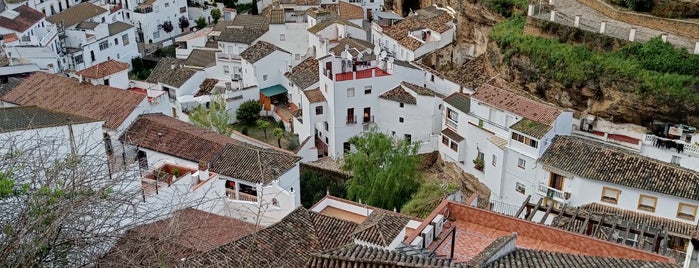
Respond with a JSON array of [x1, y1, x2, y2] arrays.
[[286, 57, 319, 89], [510, 118, 551, 139], [99, 208, 257, 267], [484, 248, 680, 268], [184, 49, 217, 68], [239, 41, 288, 64], [401, 81, 444, 97], [209, 143, 300, 184], [0, 77, 22, 98], [472, 84, 561, 125], [76, 21, 99, 30], [443, 92, 470, 113], [267, 7, 285, 24], [441, 128, 464, 142], [230, 14, 269, 29], [487, 135, 508, 150], [47, 2, 107, 27], [321, 2, 363, 20], [108, 21, 133, 35], [119, 114, 237, 163], [181, 207, 358, 267], [329, 37, 376, 61], [580, 203, 698, 237], [0, 5, 44, 32], [0, 106, 100, 133], [308, 244, 463, 267], [195, 78, 219, 97], [383, 7, 453, 51], [146, 58, 199, 88], [218, 27, 268, 44], [75, 59, 129, 79], [379, 85, 416, 105], [540, 136, 699, 201], [307, 15, 361, 34], [1, 72, 145, 129], [295, 0, 320, 5], [303, 88, 326, 103], [351, 212, 410, 246]]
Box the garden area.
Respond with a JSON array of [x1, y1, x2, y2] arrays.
[[231, 116, 299, 151]]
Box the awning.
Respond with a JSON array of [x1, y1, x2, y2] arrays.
[[441, 128, 464, 142], [260, 84, 288, 97]]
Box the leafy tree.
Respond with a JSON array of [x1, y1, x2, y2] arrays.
[[195, 16, 207, 29], [160, 20, 174, 34], [223, 0, 236, 8], [178, 16, 190, 32], [300, 171, 347, 208], [287, 134, 300, 151], [256, 119, 271, 139], [210, 8, 222, 24], [272, 128, 284, 148], [236, 100, 262, 124], [189, 94, 232, 136], [401, 181, 459, 218], [342, 128, 422, 211], [251, 0, 259, 14]]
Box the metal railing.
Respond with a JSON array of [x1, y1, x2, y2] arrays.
[[537, 183, 568, 202]]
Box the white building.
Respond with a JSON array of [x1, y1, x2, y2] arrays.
[[0, 5, 60, 52], [174, 27, 213, 59], [214, 15, 270, 82], [4, 46, 61, 73], [239, 40, 292, 97], [259, 6, 310, 66], [371, 5, 455, 61], [130, 0, 188, 43], [72, 59, 131, 89], [318, 0, 382, 20], [307, 15, 366, 58]]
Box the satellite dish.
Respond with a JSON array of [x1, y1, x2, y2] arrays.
[[344, 44, 350, 50], [365, 48, 372, 55], [379, 50, 387, 60], [373, 45, 380, 54], [341, 50, 351, 60]]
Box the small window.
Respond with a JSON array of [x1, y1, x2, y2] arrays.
[[272, 198, 279, 206], [450, 141, 458, 152], [74, 55, 84, 64], [399, 103, 404, 108], [492, 154, 497, 166], [99, 41, 109, 50], [638, 195, 657, 212], [364, 86, 372, 94], [165, 2, 169, 7], [153, 31, 160, 39], [517, 158, 526, 169], [315, 106, 323, 115], [601, 187, 620, 204], [114, 37, 119, 45], [516, 182, 525, 194], [430, 74, 434, 82], [399, 117, 404, 123], [404, 134, 412, 144], [347, 87, 355, 97], [677, 203, 698, 221], [343, 142, 350, 153], [280, 34, 286, 41], [442, 135, 449, 145], [671, 155, 681, 165], [263, 74, 268, 81], [223, 65, 230, 74], [295, 54, 300, 60]]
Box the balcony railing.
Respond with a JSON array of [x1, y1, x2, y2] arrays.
[[134, 5, 153, 13], [334, 68, 390, 82], [216, 52, 241, 62], [643, 134, 699, 157], [445, 118, 457, 130], [110, 3, 123, 13], [226, 189, 258, 202], [537, 183, 570, 203]]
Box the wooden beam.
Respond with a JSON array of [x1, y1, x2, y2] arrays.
[[636, 223, 647, 249], [551, 203, 567, 227], [526, 198, 543, 221], [607, 218, 619, 242], [623, 224, 632, 245], [592, 212, 606, 238], [539, 202, 554, 224], [579, 211, 592, 234], [566, 207, 580, 232], [514, 195, 531, 218]]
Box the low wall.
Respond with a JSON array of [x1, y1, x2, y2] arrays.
[[577, 0, 699, 39]]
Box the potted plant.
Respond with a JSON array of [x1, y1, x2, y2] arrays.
[[472, 158, 484, 171]]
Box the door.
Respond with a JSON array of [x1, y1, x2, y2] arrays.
[[366, 9, 372, 21], [325, 62, 332, 78], [347, 108, 355, 124], [363, 107, 371, 123], [549, 173, 564, 190]]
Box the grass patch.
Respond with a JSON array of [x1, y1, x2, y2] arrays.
[[231, 117, 294, 149]]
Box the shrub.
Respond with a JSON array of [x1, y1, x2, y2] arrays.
[[287, 134, 300, 151], [236, 100, 262, 124], [241, 127, 248, 135], [651, 1, 699, 18]]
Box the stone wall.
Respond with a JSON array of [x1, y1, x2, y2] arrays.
[[577, 0, 699, 38]]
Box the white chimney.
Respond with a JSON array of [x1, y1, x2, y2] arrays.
[[197, 160, 209, 185]]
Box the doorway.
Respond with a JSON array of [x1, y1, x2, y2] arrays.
[[549, 173, 564, 190]]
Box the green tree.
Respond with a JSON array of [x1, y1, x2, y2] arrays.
[[300, 171, 347, 208], [272, 127, 284, 148], [342, 128, 422, 211], [256, 119, 271, 139], [401, 181, 459, 218], [210, 8, 222, 24], [189, 94, 232, 136], [195, 16, 207, 29], [236, 100, 262, 124]]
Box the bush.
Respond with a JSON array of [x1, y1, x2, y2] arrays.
[[236, 100, 262, 124], [401, 181, 459, 218], [300, 171, 347, 208], [483, 0, 514, 17], [287, 134, 300, 151], [651, 1, 699, 18], [609, 0, 653, 12], [195, 17, 207, 29], [241, 127, 248, 135]]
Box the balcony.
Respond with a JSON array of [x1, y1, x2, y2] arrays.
[[134, 5, 153, 13], [216, 52, 241, 62], [226, 189, 258, 203], [334, 68, 390, 82], [110, 3, 123, 13], [445, 118, 457, 130], [573, 128, 642, 151], [642, 134, 699, 157], [537, 183, 570, 204]]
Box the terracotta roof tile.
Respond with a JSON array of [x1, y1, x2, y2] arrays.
[[329, 37, 376, 61], [2, 33, 18, 42], [209, 143, 300, 184], [47, 2, 107, 27], [75, 59, 130, 79], [579, 203, 698, 238], [239, 41, 289, 64], [100, 208, 258, 267], [383, 7, 453, 51], [195, 78, 219, 97], [485, 248, 680, 268], [181, 207, 357, 267], [402, 81, 443, 97], [118, 114, 236, 163], [441, 128, 464, 142], [286, 57, 319, 89], [307, 15, 361, 34], [218, 27, 268, 44], [379, 85, 416, 105], [183, 49, 217, 68], [443, 92, 471, 113], [472, 84, 561, 125], [303, 88, 326, 103], [308, 244, 463, 267], [351, 212, 411, 246], [146, 58, 199, 88], [540, 136, 699, 201], [0, 5, 44, 32], [1, 72, 145, 129], [510, 118, 551, 139], [0, 106, 100, 132], [321, 2, 363, 20]]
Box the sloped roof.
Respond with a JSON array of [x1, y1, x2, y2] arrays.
[[485, 248, 679, 268], [510, 118, 551, 139], [540, 136, 699, 201], [184, 49, 217, 68], [308, 244, 463, 267], [441, 128, 464, 142], [303, 88, 326, 103], [209, 143, 301, 184], [239, 41, 289, 64], [218, 27, 268, 44], [47, 2, 107, 27], [181, 207, 358, 267], [401, 81, 443, 97], [383, 7, 453, 51], [379, 86, 416, 105], [230, 14, 269, 29], [580, 203, 698, 237], [307, 15, 361, 34], [146, 58, 199, 88], [321, 2, 363, 20], [75, 59, 130, 79], [285, 57, 319, 89], [472, 84, 561, 125], [108, 21, 133, 35], [351, 212, 411, 247], [1, 72, 145, 129], [443, 92, 470, 113], [0, 5, 44, 33], [0, 106, 100, 133], [329, 37, 376, 61]]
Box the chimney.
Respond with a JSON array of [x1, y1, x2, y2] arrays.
[[78, 74, 84, 83], [197, 160, 209, 184], [225, 81, 232, 92]]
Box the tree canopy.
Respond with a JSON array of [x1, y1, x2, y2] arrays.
[[236, 100, 262, 124], [210, 8, 222, 24], [189, 94, 232, 136], [342, 128, 422, 211]]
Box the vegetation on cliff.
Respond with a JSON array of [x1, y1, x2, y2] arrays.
[[491, 15, 699, 108]]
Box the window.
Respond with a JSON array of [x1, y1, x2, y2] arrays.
[[517, 158, 526, 169], [263, 74, 268, 81], [74, 55, 84, 64], [511, 132, 538, 148], [399, 117, 404, 123], [324, 121, 328, 130], [272, 198, 279, 207], [492, 154, 497, 166], [280, 34, 286, 41], [637, 195, 657, 212], [430, 74, 434, 82], [601, 187, 620, 204], [399, 103, 404, 108], [677, 203, 698, 221], [295, 54, 300, 60], [114, 37, 119, 45], [442, 135, 449, 145], [671, 155, 681, 165], [315, 106, 323, 115], [347, 108, 355, 124], [450, 141, 458, 151], [223, 65, 230, 74], [99, 41, 109, 50], [364, 86, 372, 94], [165, 2, 169, 7], [180, 6, 186, 13], [343, 142, 350, 153], [153, 31, 160, 39], [90, 51, 95, 62], [516, 182, 525, 194], [404, 134, 412, 144], [347, 87, 355, 97]]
